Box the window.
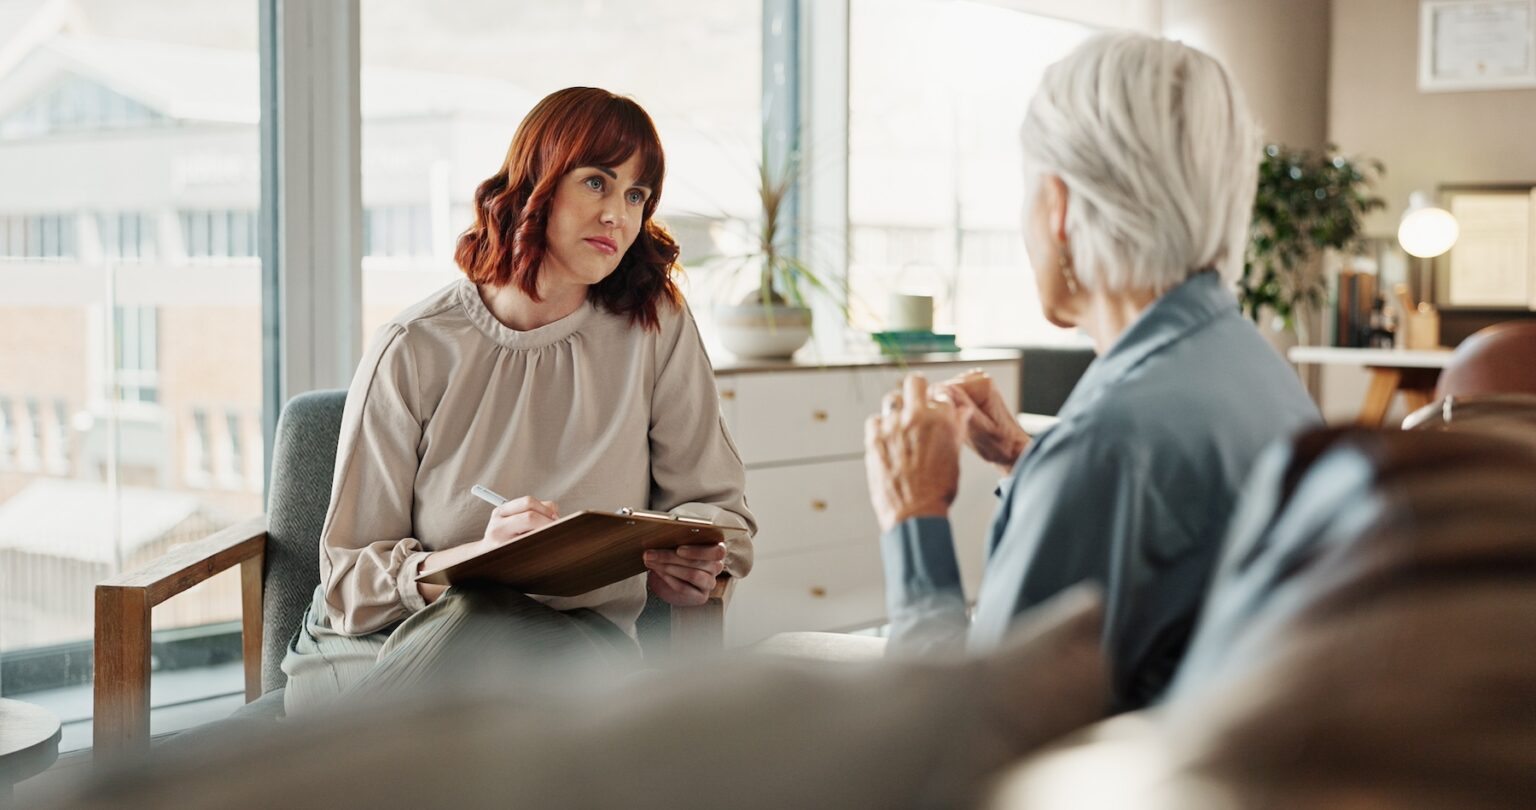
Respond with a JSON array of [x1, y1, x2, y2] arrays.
[[0, 395, 14, 466], [0, 214, 76, 258], [0, 0, 263, 750], [190, 407, 214, 481], [112, 306, 160, 405], [363, 205, 433, 258], [357, 0, 763, 341], [45, 398, 71, 474], [97, 212, 157, 261], [221, 410, 244, 486], [19, 397, 42, 470], [848, 0, 1094, 347], [180, 209, 260, 259]]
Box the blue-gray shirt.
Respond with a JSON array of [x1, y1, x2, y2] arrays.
[[880, 271, 1319, 707]]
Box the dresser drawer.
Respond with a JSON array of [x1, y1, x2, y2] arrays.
[[726, 540, 887, 646], [720, 370, 887, 464], [745, 458, 877, 558]]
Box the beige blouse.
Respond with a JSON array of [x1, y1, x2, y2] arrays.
[[318, 278, 756, 637]]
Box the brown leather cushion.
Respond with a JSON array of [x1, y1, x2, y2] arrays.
[[1435, 320, 1536, 399]]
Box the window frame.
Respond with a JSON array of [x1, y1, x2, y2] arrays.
[[259, 0, 364, 488]]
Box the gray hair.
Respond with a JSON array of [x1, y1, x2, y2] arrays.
[[1021, 32, 1260, 294]]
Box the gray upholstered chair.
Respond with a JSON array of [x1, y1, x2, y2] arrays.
[[92, 389, 730, 760]]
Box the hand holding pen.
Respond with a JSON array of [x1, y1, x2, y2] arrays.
[[471, 485, 559, 547]]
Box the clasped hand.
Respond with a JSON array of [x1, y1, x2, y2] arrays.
[[938, 369, 1031, 475], [864, 371, 1032, 533], [482, 496, 725, 608]]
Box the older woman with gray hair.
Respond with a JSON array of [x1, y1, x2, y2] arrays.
[[865, 31, 1318, 709]]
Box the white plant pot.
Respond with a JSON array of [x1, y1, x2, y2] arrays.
[[714, 303, 813, 360]]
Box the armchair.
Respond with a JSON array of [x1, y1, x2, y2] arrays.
[[93, 389, 732, 760]]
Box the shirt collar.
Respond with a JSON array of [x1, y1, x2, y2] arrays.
[[1056, 271, 1238, 420]]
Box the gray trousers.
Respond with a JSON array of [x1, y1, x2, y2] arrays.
[[281, 583, 640, 715]]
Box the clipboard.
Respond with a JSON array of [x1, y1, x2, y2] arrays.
[[414, 509, 748, 597]]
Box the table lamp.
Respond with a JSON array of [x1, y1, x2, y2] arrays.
[[1396, 191, 1458, 349]]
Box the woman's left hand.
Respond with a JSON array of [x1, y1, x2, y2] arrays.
[[644, 542, 728, 606]]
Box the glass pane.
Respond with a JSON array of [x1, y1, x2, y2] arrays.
[[0, 1, 262, 749], [849, 0, 1093, 346], [358, 0, 763, 341]]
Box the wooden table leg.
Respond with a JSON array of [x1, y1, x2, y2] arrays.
[[1401, 389, 1434, 414], [1358, 368, 1402, 426]]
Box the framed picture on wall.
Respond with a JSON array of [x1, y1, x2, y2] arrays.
[[1434, 184, 1536, 310], [1419, 0, 1536, 92]]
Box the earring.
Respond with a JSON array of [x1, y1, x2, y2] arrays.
[[1059, 251, 1081, 296]]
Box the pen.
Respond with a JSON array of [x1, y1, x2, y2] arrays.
[[470, 484, 508, 508]]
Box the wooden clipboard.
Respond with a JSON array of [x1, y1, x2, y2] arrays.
[[414, 509, 747, 597]]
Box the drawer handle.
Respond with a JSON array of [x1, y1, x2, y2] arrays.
[[809, 586, 827, 598], [811, 409, 828, 422], [719, 389, 736, 400], [810, 499, 828, 512]]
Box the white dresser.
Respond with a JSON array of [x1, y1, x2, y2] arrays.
[[713, 351, 1021, 646]]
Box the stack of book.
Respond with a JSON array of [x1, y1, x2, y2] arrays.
[[872, 330, 960, 355], [1335, 268, 1379, 348]]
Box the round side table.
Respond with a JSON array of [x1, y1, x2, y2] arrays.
[[0, 698, 62, 803]]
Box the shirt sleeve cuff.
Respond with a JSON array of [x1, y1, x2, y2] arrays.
[[880, 516, 964, 606], [396, 550, 433, 615]]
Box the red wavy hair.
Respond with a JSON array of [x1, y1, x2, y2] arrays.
[[454, 87, 682, 330]]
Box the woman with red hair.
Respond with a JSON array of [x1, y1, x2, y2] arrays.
[[281, 87, 756, 712]]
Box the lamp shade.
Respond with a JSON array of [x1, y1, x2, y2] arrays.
[[1398, 191, 1459, 258]]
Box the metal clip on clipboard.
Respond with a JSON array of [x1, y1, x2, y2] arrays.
[[616, 508, 718, 528]]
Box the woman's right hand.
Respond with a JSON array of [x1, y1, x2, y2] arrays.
[[480, 495, 560, 547], [938, 370, 1031, 475], [417, 495, 559, 604]]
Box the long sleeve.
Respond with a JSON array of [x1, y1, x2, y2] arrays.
[[881, 516, 971, 656], [646, 301, 756, 577], [319, 325, 431, 635]]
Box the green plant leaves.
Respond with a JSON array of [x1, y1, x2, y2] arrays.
[[1240, 143, 1385, 326]]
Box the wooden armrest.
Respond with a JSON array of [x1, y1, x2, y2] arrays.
[[94, 515, 268, 760], [709, 572, 735, 603], [669, 574, 733, 652], [97, 515, 267, 601]]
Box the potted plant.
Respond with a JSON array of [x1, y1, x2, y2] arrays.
[[705, 151, 841, 360], [1240, 143, 1385, 341]]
